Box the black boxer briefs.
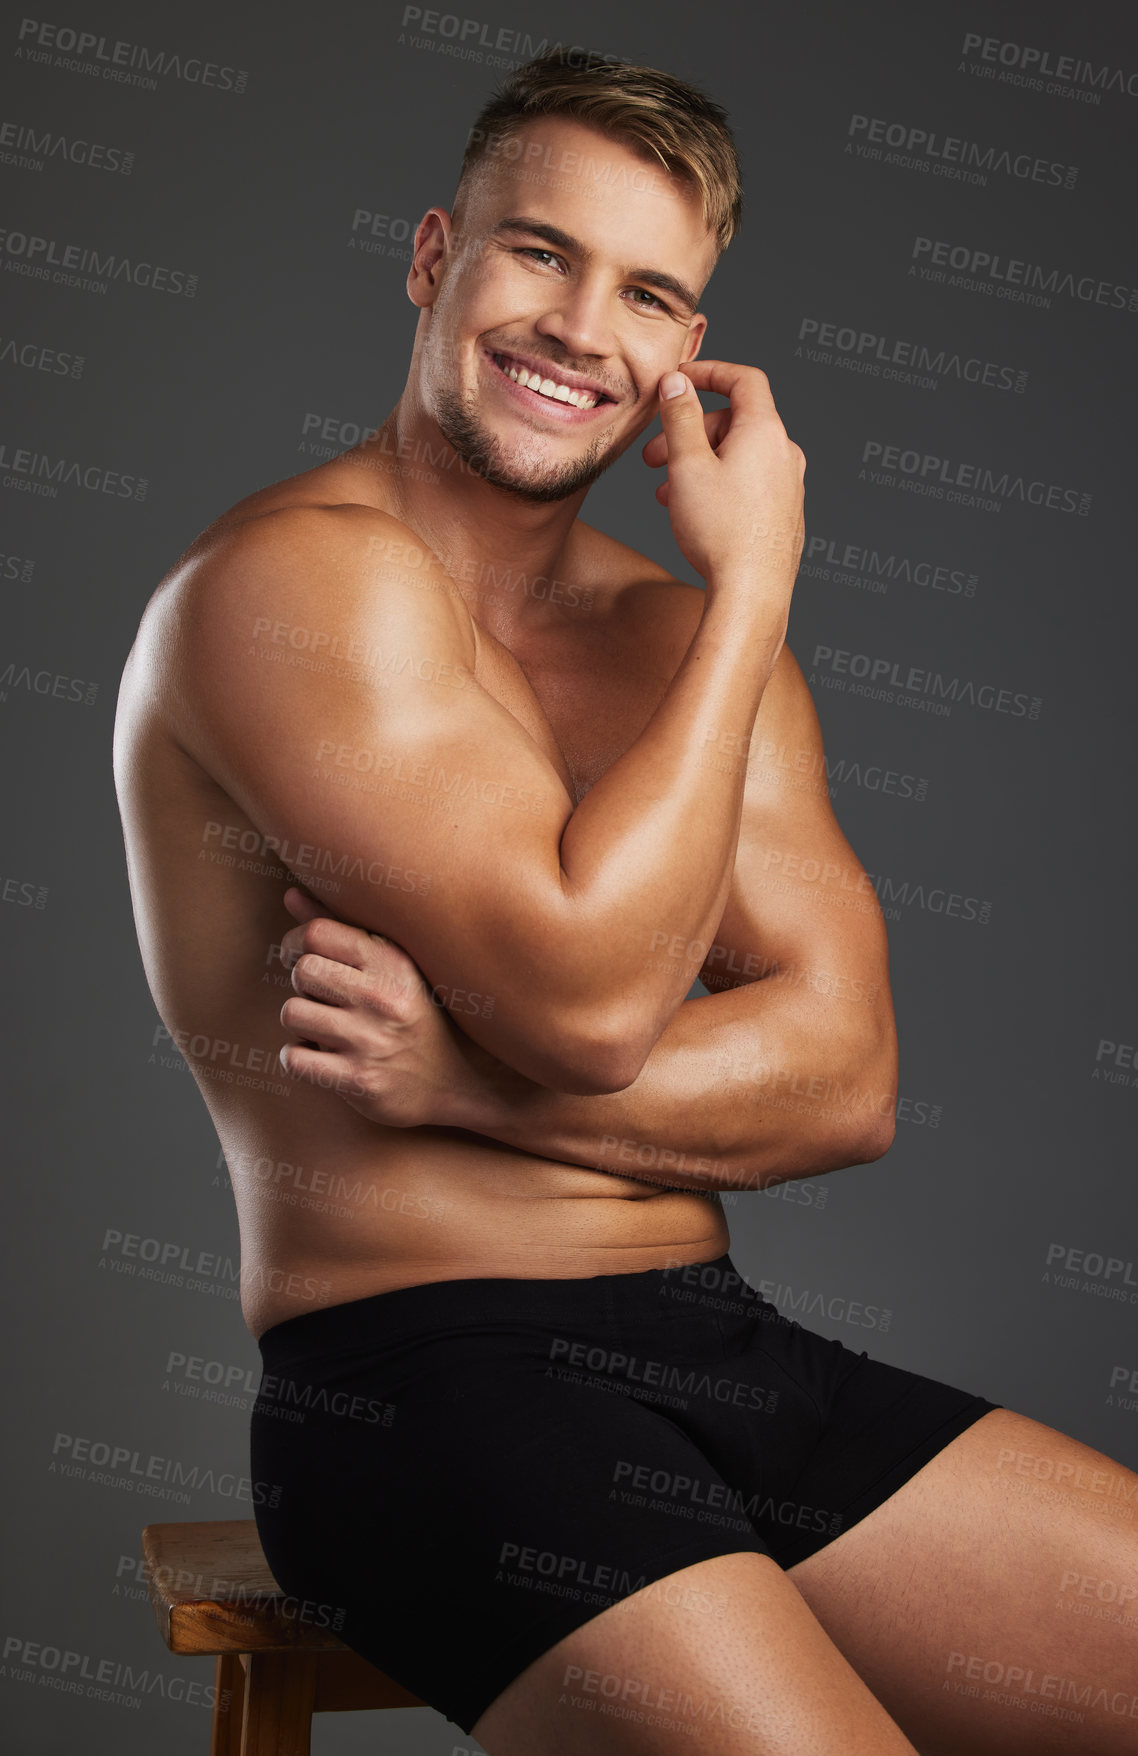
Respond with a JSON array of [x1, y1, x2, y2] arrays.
[[250, 1253, 1000, 1733]]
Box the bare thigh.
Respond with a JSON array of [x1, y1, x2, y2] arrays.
[[788, 1408, 1138, 1754], [472, 1550, 919, 1755]]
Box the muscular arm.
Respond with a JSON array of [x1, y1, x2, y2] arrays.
[[284, 645, 897, 1190], [158, 451, 794, 1094], [410, 646, 896, 1189]]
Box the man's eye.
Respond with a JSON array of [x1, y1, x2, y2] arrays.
[[518, 248, 562, 269], [627, 288, 666, 310]]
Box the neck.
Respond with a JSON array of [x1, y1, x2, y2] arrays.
[[361, 389, 592, 636]]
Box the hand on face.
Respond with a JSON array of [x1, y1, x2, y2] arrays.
[[642, 360, 806, 595]]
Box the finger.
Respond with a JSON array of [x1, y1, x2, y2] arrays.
[[281, 915, 375, 973], [283, 886, 326, 923], [280, 994, 358, 1049], [279, 922, 309, 967], [654, 369, 715, 465], [641, 428, 667, 468], [279, 1041, 362, 1096], [677, 360, 779, 431], [290, 950, 365, 1005], [643, 407, 732, 468]]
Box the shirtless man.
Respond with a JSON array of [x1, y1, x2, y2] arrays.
[[114, 54, 1138, 1756]]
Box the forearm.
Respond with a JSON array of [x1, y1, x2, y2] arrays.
[[400, 589, 790, 1094], [447, 974, 898, 1194], [555, 591, 785, 1028]]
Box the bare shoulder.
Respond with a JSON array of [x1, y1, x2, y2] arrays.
[[123, 501, 473, 710]]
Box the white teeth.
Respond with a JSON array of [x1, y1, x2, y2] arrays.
[[494, 353, 599, 408]]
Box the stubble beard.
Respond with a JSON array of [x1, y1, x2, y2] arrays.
[[433, 384, 623, 504]]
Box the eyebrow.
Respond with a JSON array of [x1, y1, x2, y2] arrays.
[[490, 216, 702, 315]]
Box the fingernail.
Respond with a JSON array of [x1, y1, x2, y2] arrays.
[[660, 372, 686, 399]]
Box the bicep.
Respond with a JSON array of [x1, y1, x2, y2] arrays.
[[175, 512, 597, 1061]]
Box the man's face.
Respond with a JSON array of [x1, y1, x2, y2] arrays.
[[408, 118, 716, 503]]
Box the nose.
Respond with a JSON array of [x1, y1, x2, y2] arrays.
[[533, 274, 617, 366]]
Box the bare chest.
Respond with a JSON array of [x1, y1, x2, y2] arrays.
[[471, 619, 672, 806]]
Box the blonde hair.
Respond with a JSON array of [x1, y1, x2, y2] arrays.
[[459, 54, 743, 253]]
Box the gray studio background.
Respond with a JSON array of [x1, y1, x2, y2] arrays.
[[3, 0, 1136, 1750]]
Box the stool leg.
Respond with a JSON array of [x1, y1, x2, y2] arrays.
[[210, 1654, 245, 1756], [240, 1651, 318, 1756]]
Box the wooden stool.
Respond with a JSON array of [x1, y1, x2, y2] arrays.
[[141, 1519, 426, 1754]]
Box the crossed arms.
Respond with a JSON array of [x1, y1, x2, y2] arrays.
[[169, 441, 894, 1192], [258, 571, 897, 1196], [436, 646, 897, 1192]]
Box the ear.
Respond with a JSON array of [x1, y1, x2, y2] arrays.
[[681, 312, 708, 365], [406, 208, 453, 310]]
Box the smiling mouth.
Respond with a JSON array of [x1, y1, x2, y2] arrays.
[[488, 350, 613, 411]]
